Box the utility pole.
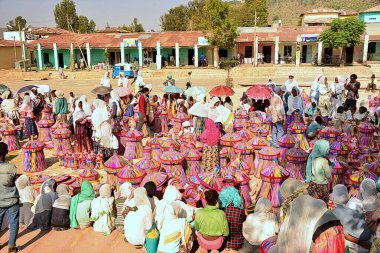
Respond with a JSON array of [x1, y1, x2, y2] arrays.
[[253, 11, 257, 67], [67, 1, 74, 71]]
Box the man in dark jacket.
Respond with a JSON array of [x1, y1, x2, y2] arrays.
[[0, 143, 20, 252]]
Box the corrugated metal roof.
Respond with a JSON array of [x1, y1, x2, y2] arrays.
[[0, 39, 22, 47]]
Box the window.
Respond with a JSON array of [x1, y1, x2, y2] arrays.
[[368, 42, 377, 54], [245, 46, 253, 58], [219, 49, 228, 58], [369, 18, 377, 21], [284, 46, 292, 57]]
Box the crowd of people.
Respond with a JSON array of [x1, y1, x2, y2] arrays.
[[0, 71, 379, 253]]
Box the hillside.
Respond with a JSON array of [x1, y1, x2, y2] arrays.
[[267, 0, 380, 26]]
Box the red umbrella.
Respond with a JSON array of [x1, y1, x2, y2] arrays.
[[209, 85, 235, 97], [246, 85, 274, 100]]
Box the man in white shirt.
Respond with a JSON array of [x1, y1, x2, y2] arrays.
[[284, 75, 299, 93]]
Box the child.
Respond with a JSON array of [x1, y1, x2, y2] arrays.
[[306, 116, 324, 139]]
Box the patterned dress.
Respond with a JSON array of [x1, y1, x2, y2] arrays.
[[75, 121, 93, 153], [225, 204, 246, 250], [201, 145, 219, 173]]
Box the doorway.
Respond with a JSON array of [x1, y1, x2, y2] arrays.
[[58, 53, 64, 68], [245, 46, 252, 58], [188, 49, 194, 65], [263, 46, 272, 63], [345, 46, 354, 64], [302, 45, 312, 63]]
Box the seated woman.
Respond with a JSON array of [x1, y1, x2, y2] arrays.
[[16, 175, 37, 227], [306, 116, 324, 139], [91, 184, 115, 235], [219, 186, 246, 252], [115, 182, 134, 231], [243, 198, 279, 253], [193, 189, 229, 252], [267, 195, 345, 253], [306, 140, 332, 204], [144, 181, 160, 212], [362, 196, 380, 253], [278, 178, 303, 223], [124, 187, 152, 248], [157, 202, 193, 253], [331, 185, 372, 252], [51, 184, 71, 231], [69, 181, 95, 229], [28, 179, 57, 231]]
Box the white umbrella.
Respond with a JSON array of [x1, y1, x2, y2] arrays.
[[184, 87, 207, 97]]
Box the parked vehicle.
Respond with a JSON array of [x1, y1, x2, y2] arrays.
[[112, 63, 133, 79]]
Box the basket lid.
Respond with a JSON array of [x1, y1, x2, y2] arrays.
[[52, 127, 71, 137], [184, 145, 202, 159], [104, 153, 129, 170], [358, 121, 376, 133], [160, 137, 181, 150], [285, 147, 308, 161], [180, 132, 197, 143], [195, 171, 222, 191], [320, 126, 339, 137], [51, 121, 69, 130], [135, 156, 161, 171], [22, 140, 45, 151], [124, 129, 143, 140], [234, 141, 254, 153], [290, 122, 306, 133], [330, 141, 349, 155], [258, 147, 280, 158], [141, 171, 168, 188], [237, 128, 255, 141], [160, 149, 184, 164], [220, 132, 242, 146], [117, 164, 146, 180], [260, 164, 289, 180], [278, 134, 296, 148], [173, 112, 190, 123]]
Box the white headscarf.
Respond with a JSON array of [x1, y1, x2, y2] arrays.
[[272, 195, 327, 253], [99, 184, 112, 198], [79, 95, 92, 115], [134, 187, 151, 210], [331, 184, 349, 205], [15, 175, 37, 204], [19, 95, 33, 114], [189, 94, 208, 118], [119, 182, 134, 199], [163, 185, 182, 203], [91, 100, 109, 130], [109, 90, 121, 113], [53, 184, 71, 210]]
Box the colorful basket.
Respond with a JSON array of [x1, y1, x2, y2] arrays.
[[160, 148, 184, 165], [330, 141, 349, 156], [179, 132, 197, 144], [285, 147, 308, 164], [258, 147, 280, 160], [248, 135, 269, 150], [22, 140, 47, 172], [290, 121, 306, 134], [173, 112, 190, 123], [278, 134, 296, 148], [320, 125, 340, 139], [104, 153, 129, 174], [260, 164, 289, 183], [220, 132, 242, 147], [251, 126, 269, 137], [117, 163, 146, 186], [357, 121, 376, 134], [237, 128, 255, 141], [160, 136, 181, 152], [195, 170, 222, 192], [136, 147, 161, 172], [140, 171, 168, 188]]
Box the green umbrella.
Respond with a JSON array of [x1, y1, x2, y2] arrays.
[[0, 84, 10, 93]]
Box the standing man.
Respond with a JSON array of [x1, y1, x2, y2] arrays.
[[0, 143, 20, 253], [344, 74, 360, 111], [137, 87, 152, 137], [270, 87, 285, 148]]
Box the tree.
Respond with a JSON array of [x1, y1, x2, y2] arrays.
[[204, 0, 239, 49], [76, 15, 96, 33], [127, 18, 145, 32], [232, 0, 269, 27], [188, 0, 209, 31], [319, 17, 365, 66], [53, 0, 77, 30], [160, 5, 190, 31], [6, 16, 27, 31]]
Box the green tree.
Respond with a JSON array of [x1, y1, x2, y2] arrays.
[[240, 0, 268, 27], [319, 17, 365, 65], [6, 16, 27, 31], [204, 0, 239, 49], [188, 0, 209, 31], [127, 18, 145, 32], [53, 0, 77, 30], [160, 5, 190, 31], [76, 15, 96, 33]]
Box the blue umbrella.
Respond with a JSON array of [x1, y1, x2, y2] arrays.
[[17, 85, 38, 94], [162, 85, 184, 94]]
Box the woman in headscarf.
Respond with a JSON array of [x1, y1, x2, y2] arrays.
[[208, 97, 233, 135], [286, 86, 303, 125], [306, 140, 332, 204], [109, 90, 123, 131], [331, 185, 372, 252], [318, 77, 331, 124], [100, 71, 111, 88], [55, 90, 68, 123], [117, 72, 127, 87], [124, 187, 153, 248], [362, 196, 380, 253], [347, 178, 378, 213], [1, 90, 20, 125], [219, 186, 246, 251], [144, 181, 159, 212], [51, 184, 71, 231], [157, 202, 193, 253], [78, 95, 92, 115], [69, 181, 95, 229], [91, 184, 115, 235], [19, 93, 38, 140], [278, 178, 303, 223], [330, 76, 345, 118], [310, 75, 324, 104], [115, 182, 134, 231], [242, 198, 279, 253], [28, 179, 57, 231], [73, 100, 93, 152], [15, 175, 37, 227], [200, 119, 221, 173], [92, 99, 115, 160], [188, 94, 208, 137], [269, 195, 345, 253]]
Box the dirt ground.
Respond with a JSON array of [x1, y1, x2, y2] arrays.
[[0, 70, 377, 253]]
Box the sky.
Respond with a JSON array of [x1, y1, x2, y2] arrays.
[[0, 0, 190, 31]]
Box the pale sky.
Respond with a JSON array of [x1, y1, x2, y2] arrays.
[[0, 0, 190, 31]]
